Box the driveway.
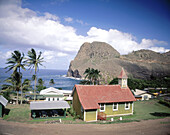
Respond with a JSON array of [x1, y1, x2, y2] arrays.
[[0, 118, 170, 135]]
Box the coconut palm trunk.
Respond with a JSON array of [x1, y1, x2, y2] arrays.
[[34, 75, 37, 101], [26, 48, 44, 101]]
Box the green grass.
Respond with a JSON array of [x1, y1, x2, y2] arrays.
[[3, 99, 170, 124], [106, 99, 170, 122]]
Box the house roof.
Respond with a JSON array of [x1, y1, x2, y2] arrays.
[[134, 89, 153, 96], [40, 87, 63, 95], [0, 95, 8, 107], [30, 101, 70, 110], [40, 87, 72, 95], [73, 85, 136, 110], [118, 68, 128, 79]]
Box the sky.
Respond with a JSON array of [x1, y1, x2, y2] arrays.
[[0, 0, 170, 70]]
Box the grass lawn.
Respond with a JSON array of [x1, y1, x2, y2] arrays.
[[3, 99, 170, 123], [106, 99, 170, 122]]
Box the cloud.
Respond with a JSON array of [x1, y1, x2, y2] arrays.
[[76, 19, 88, 25], [0, 0, 169, 69], [64, 17, 73, 23]]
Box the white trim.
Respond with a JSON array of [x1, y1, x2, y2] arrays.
[[86, 120, 98, 122], [106, 113, 133, 117], [99, 103, 105, 112], [125, 102, 130, 110], [84, 110, 86, 121], [96, 110, 98, 121], [113, 103, 118, 111], [84, 110, 98, 122], [132, 102, 134, 114]]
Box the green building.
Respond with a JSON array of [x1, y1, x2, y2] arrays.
[[72, 68, 136, 122], [0, 95, 8, 117]]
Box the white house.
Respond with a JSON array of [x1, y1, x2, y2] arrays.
[[40, 87, 72, 101], [133, 89, 153, 100]]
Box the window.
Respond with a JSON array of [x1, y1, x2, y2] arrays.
[[113, 103, 118, 111], [57, 98, 59, 101], [125, 102, 130, 110], [48, 98, 50, 101], [53, 98, 55, 101], [100, 103, 105, 112]]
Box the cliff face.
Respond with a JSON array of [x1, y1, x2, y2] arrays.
[[67, 41, 170, 80]]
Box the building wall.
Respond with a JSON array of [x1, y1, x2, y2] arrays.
[[72, 89, 83, 117], [98, 102, 133, 116], [84, 109, 97, 122], [141, 94, 152, 100], [0, 103, 4, 117]]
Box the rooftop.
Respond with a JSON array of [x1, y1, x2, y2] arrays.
[[0, 95, 8, 106], [73, 85, 136, 110], [118, 68, 128, 79], [30, 101, 70, 110]]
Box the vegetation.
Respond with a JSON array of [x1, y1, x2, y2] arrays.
[[5, 50, 26, 104], [3, 100, 170, 123], [49, 79, 55, 86], [37, 78, 46, 92], [26, 48, 44, 101], [1, 48, 45, 104], [2, 72, 21, 104], [83, 68, 102, 85], [109, 77, 170, 93]]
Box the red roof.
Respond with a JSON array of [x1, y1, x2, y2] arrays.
[[118, 68, 128, 79], [73, 85, 136, 110]]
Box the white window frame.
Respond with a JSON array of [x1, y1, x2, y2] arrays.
[[113, 103, 118, 111], [125, 102, 130, 110], [100, 103, 105, 112]]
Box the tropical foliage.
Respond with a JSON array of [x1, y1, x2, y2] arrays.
[[26, 48, 44, 100], [2, 48, 44, 104], [5, 50, 25, 104], [82, 68, 102, 85], [1, 73, 31, 104], [37, 78, 46, 92], [49, 79, 55, 86], [109, 77, 170, 93]]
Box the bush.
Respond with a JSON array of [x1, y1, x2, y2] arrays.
[[159, 100, 170, 108]]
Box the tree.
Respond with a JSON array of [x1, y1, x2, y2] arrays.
[[37, 78, 46, 92], [38, 78, 44, 86], [83, 68, 102, 85], [26, 48, 44, 101], [49, 79, 55, 86], [2, 72, 21, 104], [5, 50, 25, 104]]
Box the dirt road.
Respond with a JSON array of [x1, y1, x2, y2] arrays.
[[0, 118, 170, 135]]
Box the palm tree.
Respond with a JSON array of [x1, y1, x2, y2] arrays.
[[38, 78, 44, 86], [2, 72, 21, 104], [84, 67, 92, 83], [22, 79, 32, 92], [49, 79, 55, 86], [2, 74, 32, 104], [5, 50, 25, 104], [26, 48, 44, 101], [84, 68, 102, 85]]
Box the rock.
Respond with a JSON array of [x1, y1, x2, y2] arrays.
[[67, 41, 170, 80]]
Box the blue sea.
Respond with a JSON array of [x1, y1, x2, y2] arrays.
[[0, 68, 80, 90]]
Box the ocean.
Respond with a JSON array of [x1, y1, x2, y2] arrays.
[[0, 68, 81, 90]]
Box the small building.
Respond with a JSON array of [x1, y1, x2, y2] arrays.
[[30, 101, 70, 118], [0, 95, 8, 117], [40, 87, 72, 101], [133, 89, 154, 100], [72, 68, 136, 122]]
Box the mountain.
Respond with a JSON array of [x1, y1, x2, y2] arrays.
[[67, 41, 170, 80]]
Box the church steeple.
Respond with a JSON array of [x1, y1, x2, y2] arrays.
[[118, 68, 128, 88]]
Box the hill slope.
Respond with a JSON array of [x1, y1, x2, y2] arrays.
[[67, 41, 170, 80]]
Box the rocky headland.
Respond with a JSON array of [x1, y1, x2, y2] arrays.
[[67, 41, 170, 80]]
